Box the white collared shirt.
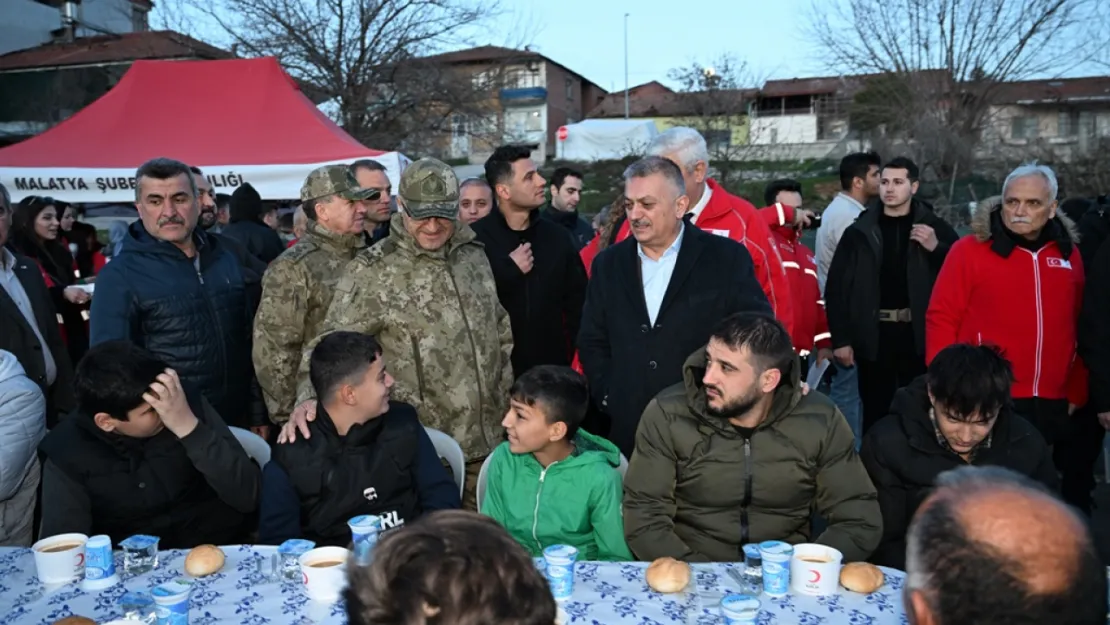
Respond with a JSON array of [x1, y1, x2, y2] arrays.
[[0, 247, 57, 385], [638, 223, 685, 325], [687, 183, 713, 224]]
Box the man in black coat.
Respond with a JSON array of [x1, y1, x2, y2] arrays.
[[221, 183, 287, 265], [860, 344, 1057, 570], [0, 184, 75, 426], [472, 146, 587, 378], [825, 157, 959, 434], [577, 156, 771, 457], [541, 167, 593, 250]]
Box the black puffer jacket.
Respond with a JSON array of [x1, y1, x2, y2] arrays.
[[860, 376, 1057, 569], [89, 222, 266, 428], [541, 205, 594, 250], [221, 183, 286, 264]]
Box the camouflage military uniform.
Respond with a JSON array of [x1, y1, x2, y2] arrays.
[[296, 160, 513, 464], [253, 165, 375, 424]]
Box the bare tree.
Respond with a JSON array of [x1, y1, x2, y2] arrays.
[[163, 0, 514, 154], [810, 0, 1101, 181], [667, 54, 766, 187]]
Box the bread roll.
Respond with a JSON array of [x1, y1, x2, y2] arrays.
[[645, 557, 691, 593], [53, 618, 96, 625], [185, 544, 225, 577], [839, 562, 884, 593]]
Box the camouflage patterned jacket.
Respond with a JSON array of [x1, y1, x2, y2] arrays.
[[254, 221, 365, 423], [296, 214, 514, 461]]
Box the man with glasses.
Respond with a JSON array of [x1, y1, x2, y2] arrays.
[[350, 159, 393, 244], [253, 165, 378, 426], [0, 183, 75, 426]]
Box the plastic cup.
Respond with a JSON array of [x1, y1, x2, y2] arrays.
[[151, 579, 193, 625], [32, 533, 88, 585], [81, 534, 120, 591], [720, 594, 761, 624], [790, 543, 843, 596], [758, 540, 793, 597], [542, 545, 579, 601], [299, 546, 349, 603]]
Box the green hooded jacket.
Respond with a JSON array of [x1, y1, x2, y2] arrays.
[[623, 347, 881, 563], [481, 430, 633, 561]]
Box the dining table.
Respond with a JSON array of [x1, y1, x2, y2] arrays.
[[0, 546, 908, 624]]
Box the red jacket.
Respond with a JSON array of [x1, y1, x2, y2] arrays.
[[578, 178, 795, 336], [759, 204, 830, 354], [926, 199, 1086, 404]]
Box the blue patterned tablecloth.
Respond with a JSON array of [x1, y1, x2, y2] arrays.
[[0, 546, 906, 625]]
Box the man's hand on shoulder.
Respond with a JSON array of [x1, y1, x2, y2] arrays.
[[144, 369, 198, 439]]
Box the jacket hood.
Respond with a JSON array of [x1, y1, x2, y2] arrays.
[[970, 195, 1080, 245], [567, 429, 622, 468], [229, 183, 266, 224], [386, 211, 478, 258], [0, 350, 28, 386], [681, 346, 803, 432], [889, 375, 1023, 450]]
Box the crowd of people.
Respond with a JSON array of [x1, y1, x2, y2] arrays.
[[0, 123, 1108, 623]]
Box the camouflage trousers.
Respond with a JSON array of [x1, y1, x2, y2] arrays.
[[440, 457, 486, 511]]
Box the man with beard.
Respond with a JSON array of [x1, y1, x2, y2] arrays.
[[542, 167, 593, 249], [189, 167, 266, 312], [351, 159, 393, 244], [472, 145, 587, 377], [622, 312, 881, 562]]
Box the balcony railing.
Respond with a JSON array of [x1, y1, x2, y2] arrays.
[[500, 87, 547, 103]]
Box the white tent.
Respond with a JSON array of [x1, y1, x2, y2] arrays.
[[556, 119, 660, 162]]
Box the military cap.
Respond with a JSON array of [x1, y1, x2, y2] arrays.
[[398, 158, 460, 220], [300, 165, 380, 202]]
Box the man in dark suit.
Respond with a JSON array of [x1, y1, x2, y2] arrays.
[[0, 183, 75, 426], [577, 157, 772, 457]]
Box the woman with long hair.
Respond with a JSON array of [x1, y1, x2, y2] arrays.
[[57, 202, 105, 279], [11, 196, 90, 362]]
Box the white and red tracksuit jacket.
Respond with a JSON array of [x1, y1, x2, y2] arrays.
[[758, 203, 831, 355], [926, 197, 1087, 405], [578, 178, 795, 337]]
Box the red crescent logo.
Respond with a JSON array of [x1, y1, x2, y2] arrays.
[[303, 572, 309, 585], [76, 553, 85, 568], [809, 569, 821, 584]]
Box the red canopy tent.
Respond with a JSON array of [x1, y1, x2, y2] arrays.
[[0, 57, 408, 202]]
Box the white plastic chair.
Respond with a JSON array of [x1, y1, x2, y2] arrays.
[[424, 427, 466, 499], [230, 426, 271, 468]]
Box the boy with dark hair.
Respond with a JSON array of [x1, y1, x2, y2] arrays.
[[861, 344, 1056, 569], [481, 365, 631, 560], [38, 341, 260, 547], [347, 510, 557, 625], [260, 331, 459, 545]]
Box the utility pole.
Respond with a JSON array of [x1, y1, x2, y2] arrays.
[[624, 13, 630, 119]]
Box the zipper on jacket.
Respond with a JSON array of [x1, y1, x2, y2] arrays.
[[194, 254, 229, 398], [444, 258, 492, 452], [531, 462, 557, 554], [410, 336, 426, 402], [740, 437, 753, 545], [1019, 249, 1045, 397]]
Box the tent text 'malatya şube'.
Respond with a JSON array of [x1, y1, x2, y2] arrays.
[[0, 57, 408, 202]]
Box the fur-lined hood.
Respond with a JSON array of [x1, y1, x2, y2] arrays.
[[970, 195, 1080, 245]]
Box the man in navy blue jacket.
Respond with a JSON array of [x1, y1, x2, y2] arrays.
[[259, 331, 460, 545], [89, 158, 267, 435]]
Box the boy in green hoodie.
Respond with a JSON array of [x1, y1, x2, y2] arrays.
[[481, 365, 633, 561]]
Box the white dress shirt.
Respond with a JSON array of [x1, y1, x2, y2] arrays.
[[686, 183, 713, 225], [814, 192, 866, 293], [638, 223, 685, 325]]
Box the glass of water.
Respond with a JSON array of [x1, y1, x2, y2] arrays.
[[120, 534, 160, 575]]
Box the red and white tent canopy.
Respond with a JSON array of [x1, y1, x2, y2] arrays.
[[0, 57, 408, 202]]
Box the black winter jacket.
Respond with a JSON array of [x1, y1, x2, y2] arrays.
[[860, 376, 1057, 569], [471, 208, 588, 377], [577, 223, 772, 457], [1080, 234, 1110, 412], [89, 222, 266, 428], [222, 183, 286, 264], [825, 199, 958, 361], [541, 205, 594, 250], [38, 391, 260, 548]]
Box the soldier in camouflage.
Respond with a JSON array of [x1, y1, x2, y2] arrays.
[[281, 158, 513, 510], [252, 166, 378, 424]]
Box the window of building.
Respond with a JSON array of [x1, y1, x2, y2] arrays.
[[1010, 116, 1039, 140], [704, 129, 731, 151], [1057, 111, 1080, 137], [565, 77, 574, 101], [131, 5, 149, 32]]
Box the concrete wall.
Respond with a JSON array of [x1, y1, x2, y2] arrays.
[[0, 0, 137, 57], [750, 114, 819, 145]]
